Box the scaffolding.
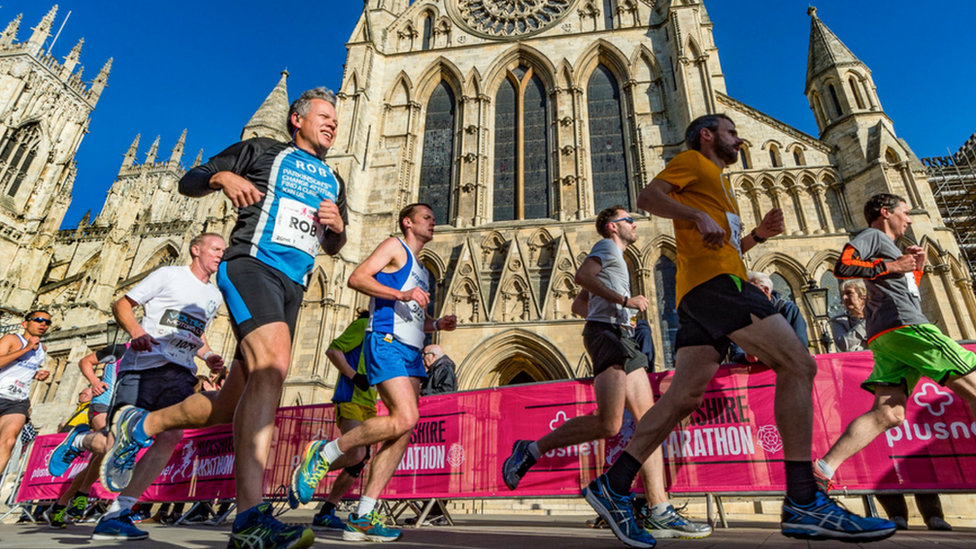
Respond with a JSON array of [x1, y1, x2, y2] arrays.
[[922, 131, 976, 276]]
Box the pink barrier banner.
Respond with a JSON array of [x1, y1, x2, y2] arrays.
[[18, 346, 976, 503]]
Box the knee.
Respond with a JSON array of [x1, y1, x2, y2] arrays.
[[251, 364, 288, 387], [0, 435, 15, 452], [393, 411, 419, 438], [595, 416, 623, 440], [877, 407, 905, 429]]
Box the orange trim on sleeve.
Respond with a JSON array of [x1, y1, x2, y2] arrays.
[[841, 246, 881, 269]]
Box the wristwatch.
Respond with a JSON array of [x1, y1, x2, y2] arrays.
[[750, 228, 767, 244]]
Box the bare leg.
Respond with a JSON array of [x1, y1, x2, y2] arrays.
[[945, 370, 976, 420], [335, 377, 420, 454], [140, 358, 247, 436], [536, 366, 627, 453], [326, 418, 365, 506], [623, 369, 668, 507], [233, 323, 292, 512], [729, 314, 818, 462], [0, 413, 26, 474], [351, 377, 421, 501], [117, 429, 183, 500], [820, 387, 907, 471]]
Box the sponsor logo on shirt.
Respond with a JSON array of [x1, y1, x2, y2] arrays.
[[159, 309, 207, 337]]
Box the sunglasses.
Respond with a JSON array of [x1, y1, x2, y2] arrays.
[[610, 217, 635, 224], [27, 317, 52, 325]]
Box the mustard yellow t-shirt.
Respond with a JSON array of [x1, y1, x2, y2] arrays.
[[655, 150, 747, 304]]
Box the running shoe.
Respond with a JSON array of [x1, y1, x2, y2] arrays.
[[48, 424, 90, 477], [927, 517, 952, 531], [583, 475, 656, 548], [343, 511, 401, 543], [227, 503, 314, 549], [100, 405, 153, 493], [502, 439, 537, 490], [287, 439, 330, 509], [643, 504, 712, 539], [813, 461, 834, 493], [586, 515, 609, 529], [66, 493, 89, 519], [311, 507, 345, 532], [43, 504, 67, 529], [781, 491, 896, 542], [91, 510, 149, 540]]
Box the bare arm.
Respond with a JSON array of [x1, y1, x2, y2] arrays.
[[574, 258, 648, 311], [78, 352, 109, 395], [638, 179, 726, 247], [112, 296, 157, 352], [740, 208, 785, 254], [571, 290, 590, 318], [197, 334, 225, 371], [0, 333, 37, 370], [348, 238, 430, 307], [326, 348, 356, 380]]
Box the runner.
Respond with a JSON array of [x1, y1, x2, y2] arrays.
[[288, 203, 457, 543], [45, 342, 128, 528], [299, 309, 376, 532], [814, 193, 976, 491], [0, 310, 51, 478], [99, 87, 347, 549], [502, 205, 710, 542], [46, 232, 226, 540], [579, 114, 895, 547]]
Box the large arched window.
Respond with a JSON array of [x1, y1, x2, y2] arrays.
[[770, 273, 796, 303], [418, 81, 457, 225], [587, 64, 631, 213], [493, 66, 551, 222], [655, 256, 678, 370], [820, 270, 844, 319], [0, 123, 41, 198]]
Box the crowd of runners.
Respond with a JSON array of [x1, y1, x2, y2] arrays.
[[2, 87, 974, 549]]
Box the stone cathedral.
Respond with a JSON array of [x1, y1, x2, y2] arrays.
[[2, 2, 975, 441]]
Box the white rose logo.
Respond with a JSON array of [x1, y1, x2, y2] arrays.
[[756, 425, 783, 454], [448, 443, 466, 468]]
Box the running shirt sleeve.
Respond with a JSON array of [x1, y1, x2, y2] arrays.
[[179, 138, 279, 197], [834, 244, 889, 280], [328, 318, 367, 354], [654, 151, 701, 191], [126, 267, 176, 305]]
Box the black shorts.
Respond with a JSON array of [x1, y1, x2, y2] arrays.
[[0, 396, 29, 418], [217, 257, 303, 355], [676, 274, 779, 357], [583, 321, 649, 376], [108, 363, 197, 421]]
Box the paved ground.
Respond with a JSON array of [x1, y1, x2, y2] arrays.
[[1, 509, 973, 548]]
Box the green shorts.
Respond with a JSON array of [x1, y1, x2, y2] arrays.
[[864, 324, 976, 394]]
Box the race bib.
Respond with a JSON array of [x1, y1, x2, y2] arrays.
[[272, 197, 325, 257], [162, 334, 202, 365], [905, 272, 921, 298], [726, 212, 742, 256]]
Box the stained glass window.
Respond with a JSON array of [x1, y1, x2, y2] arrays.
[[588, 65, 631, 212], [422, 15, 433, 50], [603, 0, 616, 29], [418, 82, 456, 225], [493, 77, 517, 222], [523, 75, 550, 220], [655, 256, 678, 370]]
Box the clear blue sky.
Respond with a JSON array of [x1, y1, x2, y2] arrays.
[[6, 1, 974, 229]]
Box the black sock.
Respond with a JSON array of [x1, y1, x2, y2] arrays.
[[319, 502, 336, 516], [785, 460, 818, 505], [605, 451, 642, 496], [51, 502, 66, 511]]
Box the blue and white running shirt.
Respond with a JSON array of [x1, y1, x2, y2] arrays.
[[366, 239, 430, 350]]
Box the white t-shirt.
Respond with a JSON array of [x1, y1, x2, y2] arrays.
[[118, 266, 223, 374], [0, 333, 46, 401]]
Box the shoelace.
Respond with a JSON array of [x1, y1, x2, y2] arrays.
[[61, 447, 83, 462], [369, 512, 390, 527], [304, 456, 328, 489], [72, 498, 86, 511]]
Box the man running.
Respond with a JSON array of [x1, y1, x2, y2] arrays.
[[0, 311, 51, 476], [502, 205, 710, 543], [100, 87, 347, 549], [580, 114, 895, 547], [48, 233, 226, 540], [300, 309, 376, 532], [45, 343, 128, 528], [288, 203, 457, 543], [814, 193, 976, 491]]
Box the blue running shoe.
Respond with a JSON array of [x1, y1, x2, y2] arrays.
[[91, 509, 149, 540], [100, 405, 153, 493], [502, 439, 537, 490], [343, 511, 401, 542], [583, 475, 656, 548], [311, 507, 345, 532], [781, 491, 896, 542], [48, 424, 90, 477], [228, 502, 314, 549], [287, 439, 329, 509]]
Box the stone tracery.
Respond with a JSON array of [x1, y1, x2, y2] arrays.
[[454, 0, 575, 39]]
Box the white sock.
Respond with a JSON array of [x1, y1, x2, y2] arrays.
[[527, 441, 542, 460], [651, 502, 671, 516], [104, 496, 138, 519], [815, 459, 835, 479], [71, 433, 88, 451], [320, 440, 344, 464], [356, 497, 377, 518]]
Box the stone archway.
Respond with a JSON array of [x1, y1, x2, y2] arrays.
[[457, 328, 575, 390]]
